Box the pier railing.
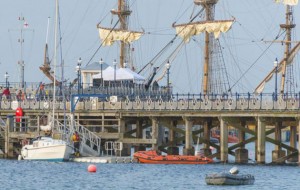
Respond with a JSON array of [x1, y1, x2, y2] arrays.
[[0, 93, 300, 111]]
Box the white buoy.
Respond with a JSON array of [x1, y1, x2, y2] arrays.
[[229, 166, 239, 175]]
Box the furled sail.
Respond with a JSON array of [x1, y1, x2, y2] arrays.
[[173, 20, 234, 43], [275, 0, 298, 6], [254, 42, 300, 93], [98, 26, 143, 46]]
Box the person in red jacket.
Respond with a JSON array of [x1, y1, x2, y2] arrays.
[[2, 88, 11, 100]]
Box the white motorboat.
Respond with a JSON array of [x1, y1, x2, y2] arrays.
[[20, 136, 73, 162]]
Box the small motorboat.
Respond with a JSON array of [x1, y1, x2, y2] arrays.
[[133, 150, 213, 164], [205, 167, 255, 185]]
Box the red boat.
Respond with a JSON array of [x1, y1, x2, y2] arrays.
[[133, 150, 213, 164]]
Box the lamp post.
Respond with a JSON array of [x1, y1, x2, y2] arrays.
[[113, 59, 117, 86], [76, 57, 82, 94], [166, 61, 170, 99], [99, 58, 104, 87], [4, 72, 9, 88], [274, 58, 278, 101]]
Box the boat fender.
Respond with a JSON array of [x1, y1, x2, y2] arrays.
[[229, 167, 239, 174]]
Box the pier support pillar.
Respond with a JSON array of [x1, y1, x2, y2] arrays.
[[151, 117, 158, 150], [235, 121, 248, 163], [272, 121, 286, 163], [257, 117, 266, 164], [202, 120, 212, 156], [133, 120, 146, 152], [220, 117, 228, 163], [118, 119, 131, 156], [167, 120, 179, 155], [5, 115, 14, 158], [183, 117, 194, 155], [288, 126, 298, 162]]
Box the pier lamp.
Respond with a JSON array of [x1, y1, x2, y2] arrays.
[[99, 58, 104, 87], [76, 57, 82, 94], [113, 59, 117, 85], [4, 72, 9, 88], [165, 61, 171, 99], [274, 58, 278, 101]]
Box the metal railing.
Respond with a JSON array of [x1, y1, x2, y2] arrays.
[[59, 115, 101, 157], [1, 93, 300, 111]]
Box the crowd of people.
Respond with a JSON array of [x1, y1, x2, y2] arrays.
[[1, 87, 26, 101]]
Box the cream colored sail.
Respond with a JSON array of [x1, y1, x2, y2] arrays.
[[98, 26, 143, 46], [173, 20, 233, 43], [275, 0, 298, 6]]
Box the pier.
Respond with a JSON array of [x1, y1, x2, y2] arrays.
[[1, 93, 300, 164]]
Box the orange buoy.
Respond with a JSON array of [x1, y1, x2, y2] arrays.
[[88, 164, 97, 173]]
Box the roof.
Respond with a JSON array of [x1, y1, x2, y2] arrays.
[[81, 62, 110, 71]]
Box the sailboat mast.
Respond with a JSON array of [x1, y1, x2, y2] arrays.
[[52, 0, 59, 128], [111, 0, 132, 68], [197, 0, 218, 95], [279, 5, 295, 94]]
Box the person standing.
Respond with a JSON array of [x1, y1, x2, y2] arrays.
[[72, 131, 80, 157]]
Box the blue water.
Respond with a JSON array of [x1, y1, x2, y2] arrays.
[[1, 159, 300, 190]]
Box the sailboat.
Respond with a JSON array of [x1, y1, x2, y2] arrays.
[[20, 0, 73, 162]]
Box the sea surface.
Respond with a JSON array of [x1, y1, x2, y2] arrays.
[[1, 142, 300, 190]]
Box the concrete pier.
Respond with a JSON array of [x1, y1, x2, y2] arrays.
[[220, 117, 228, 163], [257, 117, 266, 164]]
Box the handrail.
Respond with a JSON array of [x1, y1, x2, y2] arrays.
[[51, 115, 101, 156]]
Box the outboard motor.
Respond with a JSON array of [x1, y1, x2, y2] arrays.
[[229, 167, 239, 175]]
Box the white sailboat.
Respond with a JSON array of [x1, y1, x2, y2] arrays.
[[20, 0, 73, 162]]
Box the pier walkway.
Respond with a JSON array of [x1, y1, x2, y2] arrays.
[[0, 93, 300, 165]]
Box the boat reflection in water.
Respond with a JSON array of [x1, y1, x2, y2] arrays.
[[133, 150, 213, 164]]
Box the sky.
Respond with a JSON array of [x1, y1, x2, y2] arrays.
[[0, 0, 299, 94]]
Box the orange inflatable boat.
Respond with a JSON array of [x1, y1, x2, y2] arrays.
[[133, 150, 213, 164]]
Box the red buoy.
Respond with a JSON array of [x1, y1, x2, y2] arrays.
[[88, 164, 97, 173]]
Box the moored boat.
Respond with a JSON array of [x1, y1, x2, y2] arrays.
[[205, 167, 255, 185], [133, 150, 213, 164], [20, 136, 73, 162]]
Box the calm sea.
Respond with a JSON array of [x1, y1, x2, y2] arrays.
[[1, 142, 300, 190]]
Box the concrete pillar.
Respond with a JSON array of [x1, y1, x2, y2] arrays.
[[272, 121, 286, 163], [167, 120, 179, 155], [169, 120, 176, 146], [257, 117, 266, 164], [183, 117, 194, 155], [151, 117, 158, 150], [118, 119, 130, 156], [238, 121, 246, 148], [5, 115, 14, 158], [202, 120, 212, 156], [235, 121, 248, 163], [288, 126, 298, 162], [220, 117, 228, 163], [136, 120, 143, 138]]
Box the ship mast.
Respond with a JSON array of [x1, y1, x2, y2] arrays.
[[196, 0, 218, 95], [279, 5, 295, 94], [111, 0, 132, 68], [254, 1, 299, 95]]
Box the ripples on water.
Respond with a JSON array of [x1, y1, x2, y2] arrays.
[[1, 159, 300, 190]]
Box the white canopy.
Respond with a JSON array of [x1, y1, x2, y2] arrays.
[[93, 67, 145, 84]]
